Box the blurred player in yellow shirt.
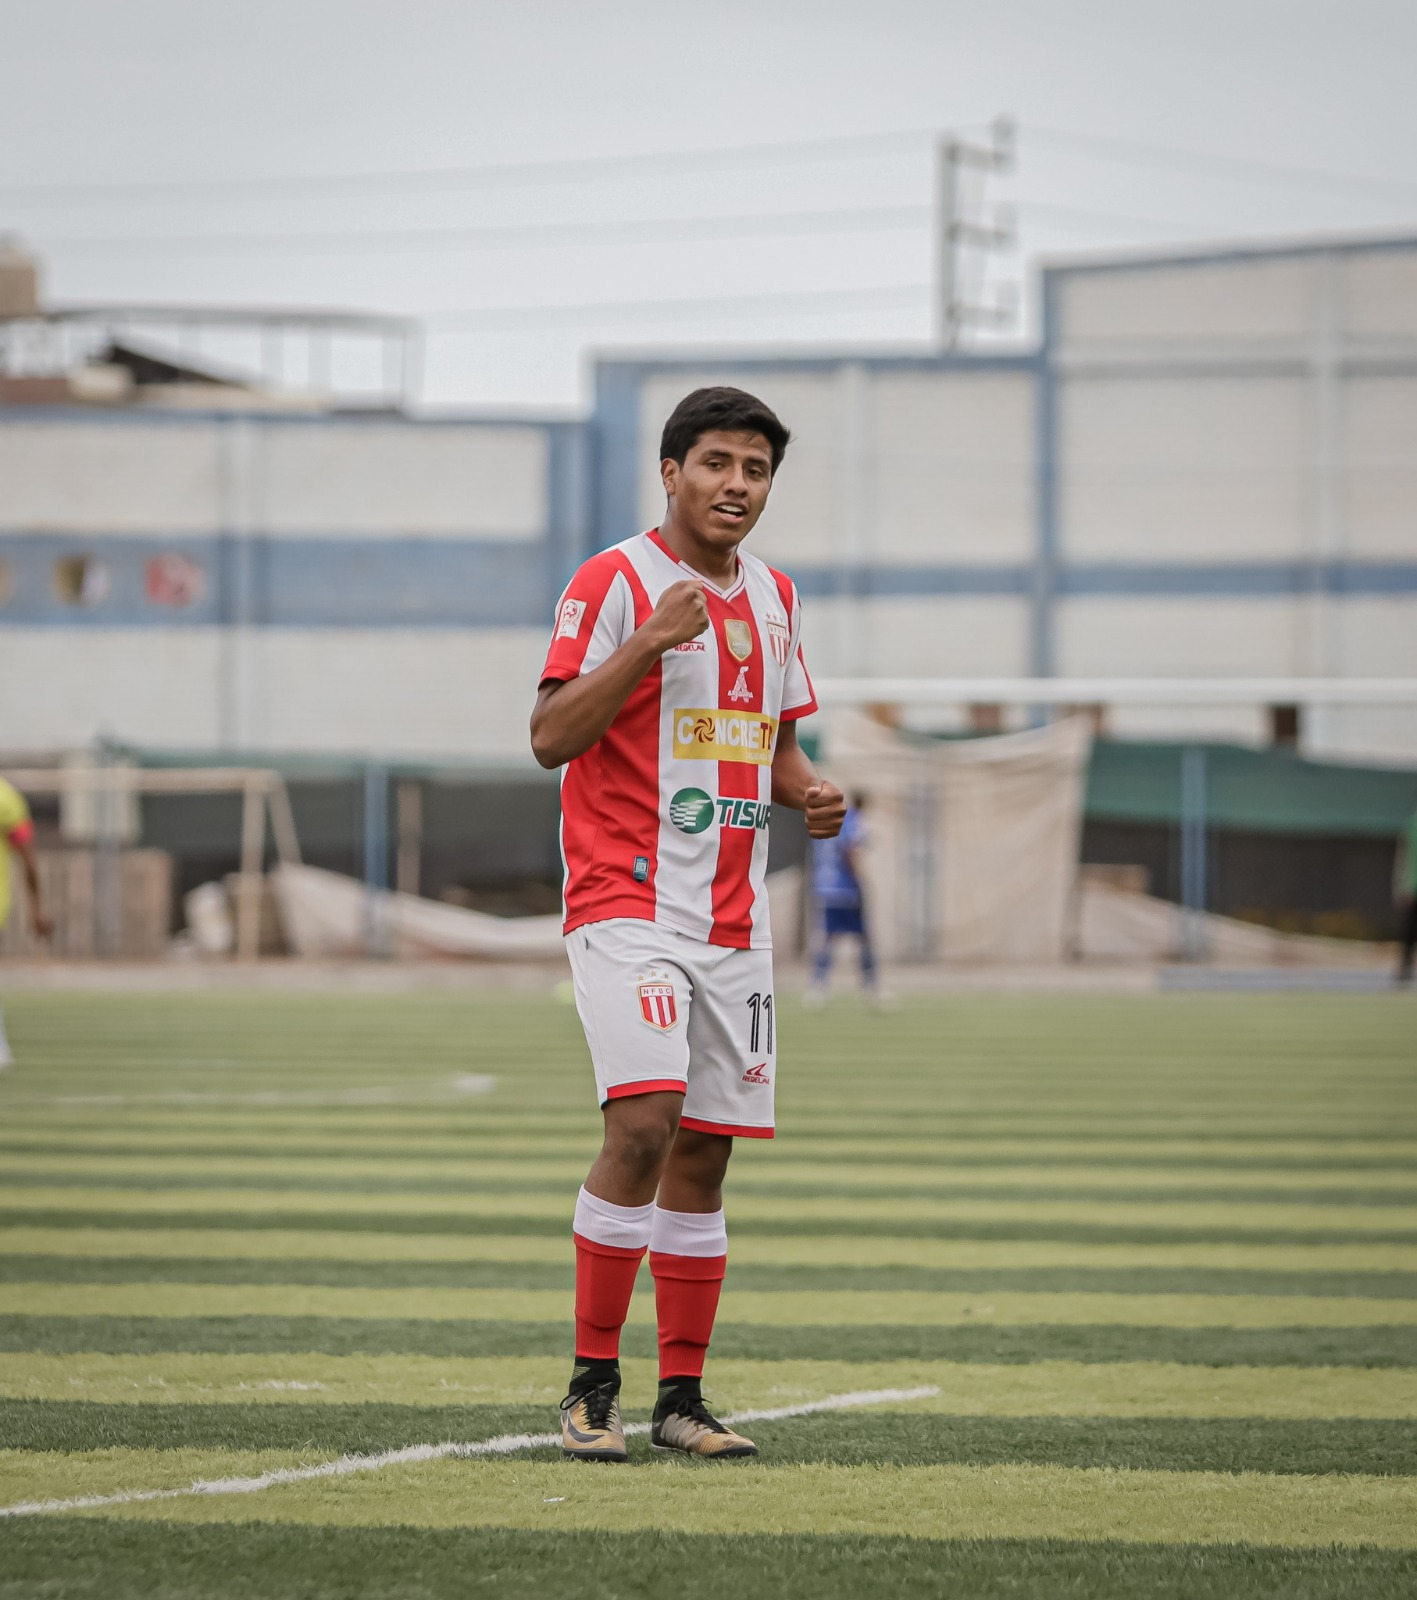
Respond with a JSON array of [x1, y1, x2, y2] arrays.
[[0, 777, 52, 1067]]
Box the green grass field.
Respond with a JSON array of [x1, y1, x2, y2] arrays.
[[0, 986, 1414, 1598]]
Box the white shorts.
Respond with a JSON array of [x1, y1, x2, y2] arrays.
[[565, 918, 776, 1139]]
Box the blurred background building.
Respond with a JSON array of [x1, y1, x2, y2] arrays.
[[2, 229, 1416, 947]]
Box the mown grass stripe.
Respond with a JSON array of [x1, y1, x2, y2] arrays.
[[3, 1315, 1413, 1366], [3, 1453, 1416, 1548], [3, 1523, 1414, 1600], [5, 1226, 1410, 1275], [8, 1128, 1417, 1164], [8, 1253, 1416, 1301], [10, 1131, 1417, 1169], [6, 1352, 1411, 1417], [11, 1150, 1417, 1198], [9, 1282, 1415, 1330], [4, 1205, 1411, 1248], [12, 1169, 1417, 1210], [6, 1400, 1416, 1477], [5, 1186, 1413, 1234]]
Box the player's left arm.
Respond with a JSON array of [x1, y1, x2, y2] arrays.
[[771, 724, 845, 839]]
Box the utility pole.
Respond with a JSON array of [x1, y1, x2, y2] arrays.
[[935, 115, 1016, 348]]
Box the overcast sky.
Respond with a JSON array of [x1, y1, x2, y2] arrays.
[[4, 0, 1417, 409]]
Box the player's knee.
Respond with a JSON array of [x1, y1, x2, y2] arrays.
[[603, 1099, 679, 1177], [673, 1128, 733, 1188]]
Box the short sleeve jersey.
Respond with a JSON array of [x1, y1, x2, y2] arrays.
[[541, 529, 817, 949], [0, 778, 34, 929]]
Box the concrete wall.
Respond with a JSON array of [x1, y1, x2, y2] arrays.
[[1047, 240, 1417, 759], [607, 357, 1038, 684], [3, 236, 1416, 767], [0, 410, 584, 758]]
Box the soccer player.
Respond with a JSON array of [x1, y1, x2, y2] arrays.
[[532, 387, 845, 1462], [805, 792, 880, 1005], [0, 776, 52, 1067]]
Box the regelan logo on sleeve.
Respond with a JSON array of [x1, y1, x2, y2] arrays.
[[672, 710, 779, 765]]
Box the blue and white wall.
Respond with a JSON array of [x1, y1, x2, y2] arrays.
[[1043, 239, 1417, 757], [596, 355, 1039, 687], [2, 234, 1414, 766], [597, 235, 1417, 762], [0, 410, 585, 757]]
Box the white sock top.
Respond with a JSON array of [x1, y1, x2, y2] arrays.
[[573, 1186, 656, 1251], [650, 1204, 728, 1258]]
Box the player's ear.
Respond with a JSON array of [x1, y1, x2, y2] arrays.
[[660, 457, 679, 500]]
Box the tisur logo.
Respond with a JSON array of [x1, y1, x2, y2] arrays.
[[668, 788, 716, 834]]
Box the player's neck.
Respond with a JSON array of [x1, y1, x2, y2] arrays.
[[655, 517, 740, 591]]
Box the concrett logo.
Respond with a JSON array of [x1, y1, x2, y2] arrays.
[[673, 709, 778, 765], [669, 788, 771, 834]]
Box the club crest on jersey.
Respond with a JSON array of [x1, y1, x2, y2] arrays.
[[556, 597, 585, 640], [723, 618, 754, 661], [638, 981, 678, 1030], [728, 665, 752, 704], [764, 614, 791, 668]]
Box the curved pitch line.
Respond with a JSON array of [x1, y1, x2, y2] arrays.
[[0, 1387, 939, 1519]]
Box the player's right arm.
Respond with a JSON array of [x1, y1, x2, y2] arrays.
[[531, 578, 709, 769]]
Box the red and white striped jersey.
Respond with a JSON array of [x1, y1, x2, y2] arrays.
[[541, 529, 817, 949]]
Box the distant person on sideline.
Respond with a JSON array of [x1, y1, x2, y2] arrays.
[[0, 777, 52, 1066], [805, 793, 879, 1004], [1397, 804, 1417, 985]]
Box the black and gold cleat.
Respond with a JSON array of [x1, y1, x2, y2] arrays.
[[560, 1380, 628, 1463], [651, 1392, 757, 1459]]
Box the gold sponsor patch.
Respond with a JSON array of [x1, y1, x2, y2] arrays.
[[673, 709, 779, 764]]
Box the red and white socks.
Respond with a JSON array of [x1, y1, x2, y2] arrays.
[[649, 1205, 728, 1390], [571, 1187, 653, 1377], [569, 1189, 729, 1398]]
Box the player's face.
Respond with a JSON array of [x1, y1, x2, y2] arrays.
[[662, 430, 774, 554]]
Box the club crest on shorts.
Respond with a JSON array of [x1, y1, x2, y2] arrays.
[[637, 981, 678, 1030], [723, 618, 753, 661], [764, 614, 790, 667]]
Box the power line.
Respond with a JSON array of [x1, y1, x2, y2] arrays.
[[33, 198, 1233, 262], [0, 128, 931, 208], [422, 283, 930, 330], [1014, 199, 1226, 236], [34, 204, 932, 259], [1024, 122, 1417, 206]]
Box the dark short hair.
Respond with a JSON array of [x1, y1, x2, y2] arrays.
[[659, 387, 791, 474]]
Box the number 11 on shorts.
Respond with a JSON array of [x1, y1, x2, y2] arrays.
[[746, 992, 774, 1055]]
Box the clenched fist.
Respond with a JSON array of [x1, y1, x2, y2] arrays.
[[644, 579, 710, 652], [804, 780, 847, 839]]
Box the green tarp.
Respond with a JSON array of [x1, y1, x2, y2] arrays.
[[1085, 740, 1417, 838]]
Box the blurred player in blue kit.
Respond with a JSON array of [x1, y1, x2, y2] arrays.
[[805, 792, 879, 1004]]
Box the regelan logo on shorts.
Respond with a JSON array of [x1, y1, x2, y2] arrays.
[[673, 709, 778, 765]]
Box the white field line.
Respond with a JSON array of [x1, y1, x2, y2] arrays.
[[0, 1387, 938, 1520], [9, 1074, 496, 1109]]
